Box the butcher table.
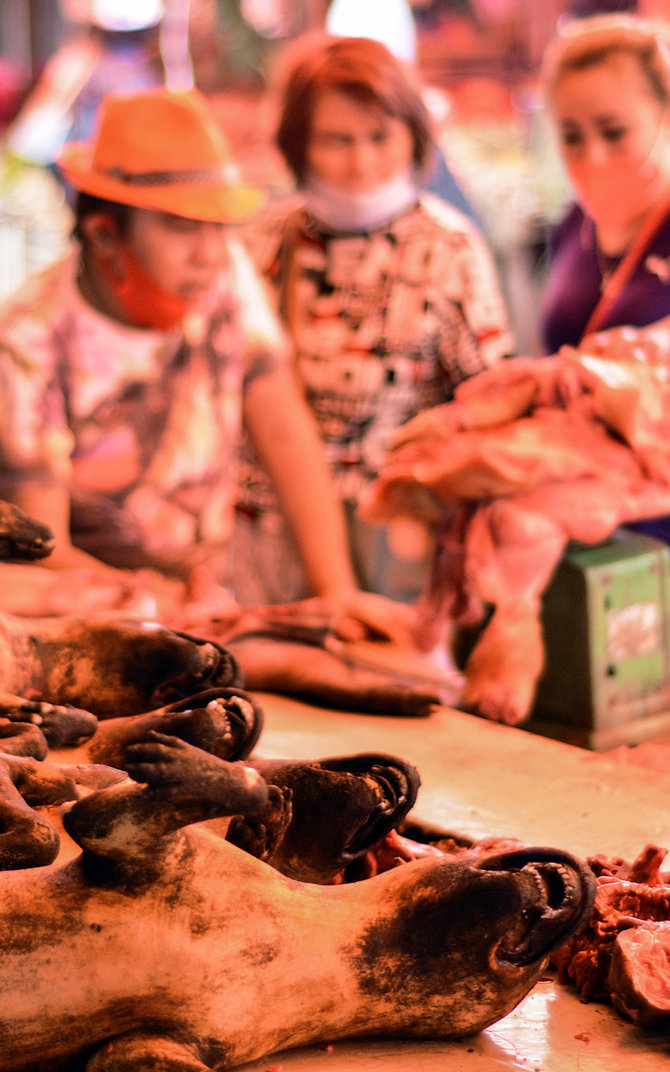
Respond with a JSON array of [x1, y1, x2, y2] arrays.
[[236, 695, 670, 1072]]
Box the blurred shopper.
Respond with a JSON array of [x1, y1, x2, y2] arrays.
[[235, 35, 512, 604], [0, 86, 416, 643], [539, 14, 670, 353], [6, 0, 167, 171], [539, 13, 670, 541]]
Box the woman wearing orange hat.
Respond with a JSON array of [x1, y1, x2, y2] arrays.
[[0, 87, 416, 642]]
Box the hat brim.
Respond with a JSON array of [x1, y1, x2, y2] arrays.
[[57, 143, 266, 223]]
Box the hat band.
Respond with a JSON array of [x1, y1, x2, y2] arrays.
[[102, 165, 232, 187]]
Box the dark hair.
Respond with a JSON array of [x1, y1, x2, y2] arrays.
[[73, 192, 133, 244], [275, 34, 433, 184]]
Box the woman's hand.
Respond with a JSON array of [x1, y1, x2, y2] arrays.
[[291, 588, 420, 649]]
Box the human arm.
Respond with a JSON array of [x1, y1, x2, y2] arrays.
[[243, 363, 419, 646]]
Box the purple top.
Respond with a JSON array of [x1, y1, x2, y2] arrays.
[[539, 202, 670, 354], [541, 201, 670, 542]]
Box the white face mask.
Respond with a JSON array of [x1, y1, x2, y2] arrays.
[[302, 170, 419, 232], [568, 111, 670, 234]]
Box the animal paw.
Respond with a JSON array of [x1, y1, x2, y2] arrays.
[[159, 687, 264, 761], [0, 718, 48, 759], [124, 731, 268, 816], [1, 700, 98, 748]]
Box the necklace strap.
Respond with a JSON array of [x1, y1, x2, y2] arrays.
[[581, 193, 670, 339]]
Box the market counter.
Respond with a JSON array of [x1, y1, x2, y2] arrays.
[[236, 695, 670, 1072]]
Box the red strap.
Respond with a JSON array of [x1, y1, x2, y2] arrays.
[[580, 194, 670, 340]]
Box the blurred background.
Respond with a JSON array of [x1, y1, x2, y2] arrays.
[[1, 0, 668, 352]]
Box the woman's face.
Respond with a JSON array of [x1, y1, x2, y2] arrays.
[[551, 51, 670, 225], [306, 90, 415, 193]]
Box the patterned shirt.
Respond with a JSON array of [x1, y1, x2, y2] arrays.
[[0, 238, 289, 580], [239, 193, 513, 508]]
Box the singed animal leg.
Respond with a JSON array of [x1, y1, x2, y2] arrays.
[[227, 633, 439, 717], [0, 758, 61, 868], [456, 500, 567, 725], [463, 499, 567, 609], [461, 601, 546, 725], [63, 732, 268, 873], [86, 688, 263, 769], [0, 694, 98, 747]]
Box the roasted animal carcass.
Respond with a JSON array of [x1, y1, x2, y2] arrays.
[[0, 504, 598, 1069], [362, 352, 670, 725], [0, 733, 596, 1072]]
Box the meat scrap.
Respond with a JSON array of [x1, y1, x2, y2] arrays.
[[551, 843, 670, 1025], [361, 351, 670, 725]]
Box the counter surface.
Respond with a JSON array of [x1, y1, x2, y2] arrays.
[[238, 695, 670, 1072]]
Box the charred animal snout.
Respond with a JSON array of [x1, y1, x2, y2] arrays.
[[482, 848, 598, 967]]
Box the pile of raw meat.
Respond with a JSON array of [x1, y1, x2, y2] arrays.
[[551, 842, 670, 1027], [362, 349, 670, 725]]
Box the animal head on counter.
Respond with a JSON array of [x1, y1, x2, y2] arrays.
[[0, 732, 597, 1072], [228, 751, 422, 883], [0, 498, 444, 719], [0, 498, 244, 723]]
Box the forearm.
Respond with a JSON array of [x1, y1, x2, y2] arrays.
[[244, 367, 357, 598]]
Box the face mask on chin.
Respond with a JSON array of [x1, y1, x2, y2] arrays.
[[93, 236, 190, 332], [302, 170, 419, 233], [569, 113, 670, 238]]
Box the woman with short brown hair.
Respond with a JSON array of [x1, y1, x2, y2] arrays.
[[235, 34, 512, 605]]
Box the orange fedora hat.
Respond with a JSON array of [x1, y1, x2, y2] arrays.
[[57, 87, 265, 222]]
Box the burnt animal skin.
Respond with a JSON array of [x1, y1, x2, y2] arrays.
[[0, 687, 263, 872], [0, 501, 243, 726], [0, 615, 242, 719], [0, 752, 125, 870], [0, 699, 98, 751], [228, 753, 421, 882], [83, 687, 264, 770], [0, 502, 440, 720], [0, 501, 54, 562], [225, 628, 440, 718], [0, 734, 596, 1072]]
